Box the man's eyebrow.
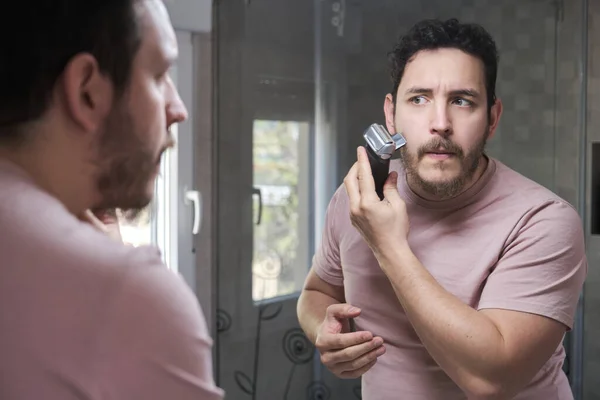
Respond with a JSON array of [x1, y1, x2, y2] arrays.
[[405, 87, 432, 95], [448, 89, 480, 98], [404, 87, 481, 98]]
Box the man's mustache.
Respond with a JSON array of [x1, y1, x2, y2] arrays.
[[417, 138, 464, 158]]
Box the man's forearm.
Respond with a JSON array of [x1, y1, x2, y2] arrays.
[[376, 243, 510, 397], [297, 289, 340, 344]]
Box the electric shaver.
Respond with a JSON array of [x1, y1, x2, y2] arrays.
[[363, 123, 407, 200]]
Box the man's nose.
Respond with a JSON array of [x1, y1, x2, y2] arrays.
[[166, 76, 188, 127], [429, 103, 451, 137], [167, 91, 188, 127]]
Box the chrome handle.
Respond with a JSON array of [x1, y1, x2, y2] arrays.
[[184, 189, 202, 235]]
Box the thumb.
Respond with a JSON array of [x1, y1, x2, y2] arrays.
[[383, 171, 401, 203], [326, 304, 361, 322], [92, 208, 119, 225], [79, 210, 109, 233]]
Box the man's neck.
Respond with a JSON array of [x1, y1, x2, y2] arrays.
[[0, 144, 96, 216]]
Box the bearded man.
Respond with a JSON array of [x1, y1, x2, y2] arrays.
[[297, 18, 586, 400], [0, 1, 223, 399]]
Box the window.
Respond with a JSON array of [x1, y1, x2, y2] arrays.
[[252, 120, 312, 301]]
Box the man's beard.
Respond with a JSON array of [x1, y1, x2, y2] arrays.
[[400, 132, 488, 200], [92, 105, 165, 220]]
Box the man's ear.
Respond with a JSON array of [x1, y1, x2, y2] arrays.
[[487, 98, 503, 140], [384, 93, 396, 133], [59, 53, 114, 133]]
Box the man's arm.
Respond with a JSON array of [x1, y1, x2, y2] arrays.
[[377, 242, 569, 399], [297, 267, 346, 343], [298, 267, 385, 379], [298, 186, 348, 344], [99, 256, 224, 400], [298, 185, 386, 379]]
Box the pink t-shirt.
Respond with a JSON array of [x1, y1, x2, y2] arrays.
[[0, 159, 224, 400], [313, 157, 586, 400]]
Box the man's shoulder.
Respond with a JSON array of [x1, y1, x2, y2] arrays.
[[487, 158, 576, 211], [0, 162, 174, 297], [487, 159, 583, 242], [107, 251, 206, 335]]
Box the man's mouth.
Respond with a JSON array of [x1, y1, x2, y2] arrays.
[[428, 147, 454, 154], [424, 149, 455, 159]]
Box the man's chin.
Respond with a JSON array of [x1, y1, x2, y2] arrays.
[[417, 169, 461, 185]]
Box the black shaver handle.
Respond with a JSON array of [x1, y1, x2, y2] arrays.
[[364, 145, 390, 200]]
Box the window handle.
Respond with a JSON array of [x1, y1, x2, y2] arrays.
[[184, 189, 202, 235], [252, 187, 262, 225]]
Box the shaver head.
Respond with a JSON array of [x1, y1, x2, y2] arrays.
[[363, 123, 406, 160]]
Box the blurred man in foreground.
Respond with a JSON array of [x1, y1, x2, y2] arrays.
[[0, 1, 223, 399]]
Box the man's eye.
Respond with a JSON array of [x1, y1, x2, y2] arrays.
[[410, 96, 427, 105], [452, 98, 473, 107]]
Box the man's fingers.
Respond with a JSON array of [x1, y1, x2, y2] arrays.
[[344, 162, 361, 211], [382, 171, 401, 204], [320, 304, 361, 335], [345, 147, 386, 210], [326, 303, 361, 320], [79, 210, 108, 233], [325, 336, 384, 365], [79, 209, 123, 242], [339, 359, 378, 379], [92, 208, 119, 225], [316, 330, 374, 352], [340, 343, 385, 371]]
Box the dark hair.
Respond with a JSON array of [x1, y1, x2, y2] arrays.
[[388, 18, 499, 112], [0, 0, 142, 143]]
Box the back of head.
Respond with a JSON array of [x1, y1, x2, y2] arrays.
[[388, 18, 499, 112], [0, 0, 141, 144]]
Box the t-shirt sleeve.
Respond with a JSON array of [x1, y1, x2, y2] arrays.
[[100, 250, 224, 400], [477, 200, 587, 330], [312, 186, 346, 287]]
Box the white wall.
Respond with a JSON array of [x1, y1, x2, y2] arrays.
[[165, 0, 212, 33]]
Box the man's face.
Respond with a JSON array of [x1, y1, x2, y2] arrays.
[[95, 0, 187, 212], [384, 48, 501, 199]]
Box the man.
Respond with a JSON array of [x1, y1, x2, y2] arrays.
[[297, 18, 586, 399], [0, 1, 223, 399]]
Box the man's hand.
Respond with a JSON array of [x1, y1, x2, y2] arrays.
[[79, 209, 123, 242], [343, 146, 410, 258], [315, 304, 386, 379]]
